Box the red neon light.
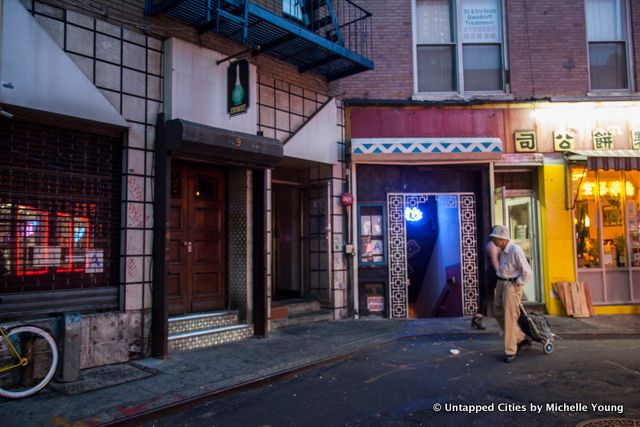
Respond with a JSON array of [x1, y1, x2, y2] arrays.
[[56, 212, 73, 273], [16, 205, 49, 276]]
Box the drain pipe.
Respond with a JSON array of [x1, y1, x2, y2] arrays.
[[348, 161, 359, 319]]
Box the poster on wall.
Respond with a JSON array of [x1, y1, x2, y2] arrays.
[[462, 0, 501, 43], [227, 59, 249, 116]]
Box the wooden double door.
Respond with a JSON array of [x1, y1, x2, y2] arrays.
[[168, 163, 226, 316]]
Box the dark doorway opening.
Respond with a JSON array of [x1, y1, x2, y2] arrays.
[[272, 184, 302, 300]]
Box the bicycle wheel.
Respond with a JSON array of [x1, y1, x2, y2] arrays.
[[0, 326, 58, 399]]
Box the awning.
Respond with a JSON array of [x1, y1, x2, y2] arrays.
[[565, 150, 640, 171], [164, 119, 283, 168]]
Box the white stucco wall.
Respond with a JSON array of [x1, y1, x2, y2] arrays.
[[0, 0, 127, 127], [164, 37, 258, 134]]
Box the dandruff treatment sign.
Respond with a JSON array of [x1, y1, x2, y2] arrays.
[[462, 0, 501, 43]]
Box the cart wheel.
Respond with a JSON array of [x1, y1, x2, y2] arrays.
[[543, 340, 554, 354]]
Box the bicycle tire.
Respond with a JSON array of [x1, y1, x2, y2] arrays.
[[0, 325, 59, 399]]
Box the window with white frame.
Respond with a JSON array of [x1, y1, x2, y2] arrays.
[[585, 0, 630, 90], [415, 0, 504, 94]]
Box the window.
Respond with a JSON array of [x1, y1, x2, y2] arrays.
[[415, 0, 504, 94], [0, 120, 121, 295], [572, 166, 640, 304], [585, 0, 630, 90], [283, 0, 303, 21], [358, 204, 385, 266]]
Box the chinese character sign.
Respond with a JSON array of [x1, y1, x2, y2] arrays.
[[514, 131, 536, 152], [553, 130, 575, 151], [631, 129, 640, 150], [592, 129, 614, 150]]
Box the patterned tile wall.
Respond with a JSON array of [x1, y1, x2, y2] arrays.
[[168, 326, 254, 352], [228, 169, 250, 321], [168, 312, 239, 334]]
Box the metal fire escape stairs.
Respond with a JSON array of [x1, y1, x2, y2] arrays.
[[145, 0, 373, 81]]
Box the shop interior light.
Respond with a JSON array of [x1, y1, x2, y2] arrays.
[[599, 181, 608, 196], [626, 181, 635, 197], [580, 178, 636, 198], [582, 181, 595, 196]]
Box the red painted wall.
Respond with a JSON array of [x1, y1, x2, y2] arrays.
[[350, 108, 507, 140]]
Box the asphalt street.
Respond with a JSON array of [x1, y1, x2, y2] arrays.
[[142, 334, 640, 427]]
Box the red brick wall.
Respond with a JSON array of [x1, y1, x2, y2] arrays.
[[632, 0, 640, 89], [330, 0, 414, 100], [335, 0, 639, 100], [506, 0, 589, 98]]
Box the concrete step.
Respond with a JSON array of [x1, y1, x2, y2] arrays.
[[272, 299, 322, 316], [168, 323, 254, 352], [271, 309, 333, 329], [168, 311, 239, 335]]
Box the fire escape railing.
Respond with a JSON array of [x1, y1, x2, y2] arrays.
[[146, 0, 374, 80]]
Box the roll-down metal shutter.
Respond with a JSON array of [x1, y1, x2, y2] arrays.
[[0, 119, 121, 319]]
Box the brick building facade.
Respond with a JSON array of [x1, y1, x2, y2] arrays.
[[335, 0, 640, 319]]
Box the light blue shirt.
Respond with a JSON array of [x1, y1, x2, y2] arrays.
[[497, 241, 532, 286]]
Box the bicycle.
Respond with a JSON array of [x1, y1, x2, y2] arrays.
[[0, 323, 58, 399]]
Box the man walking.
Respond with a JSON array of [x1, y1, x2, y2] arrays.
[[490, 225, 532, 363]]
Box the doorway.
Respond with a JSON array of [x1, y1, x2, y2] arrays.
[[494, 187, 542, 303], [168, 162, 227, 315], [387, 193, 479, 319], [272, 184, 302, 300]]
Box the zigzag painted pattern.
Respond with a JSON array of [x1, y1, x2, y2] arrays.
[[352, 138, 503, 154]]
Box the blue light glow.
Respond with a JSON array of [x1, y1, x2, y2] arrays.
[[404, 207, 423, 222]]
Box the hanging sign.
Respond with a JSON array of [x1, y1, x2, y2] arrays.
[[227, 59, 249, 116]]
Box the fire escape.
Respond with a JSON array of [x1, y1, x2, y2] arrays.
[[145, 0, 373, 81]]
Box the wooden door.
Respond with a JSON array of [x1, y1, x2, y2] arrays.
[[168, 163, 226, 316]]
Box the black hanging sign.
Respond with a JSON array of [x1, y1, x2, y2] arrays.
[[227, 59, 249, 116]]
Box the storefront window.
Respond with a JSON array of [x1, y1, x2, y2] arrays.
[[573, 167, 640, 270], [0, 120, 121, 294], [358, 204, 385, 265], [574, 168, 600, 268]]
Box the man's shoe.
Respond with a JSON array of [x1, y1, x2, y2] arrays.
[[471, 314, 486, 330], [504, 355, 516, 363], [517, 338, 532, 351]]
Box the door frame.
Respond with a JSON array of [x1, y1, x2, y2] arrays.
[[271, 182, 303, 299], [301, 182, 333, 304], [494, 187, 544, 304], [386, 192, 480, 319], [168, 161, 227, 315]]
